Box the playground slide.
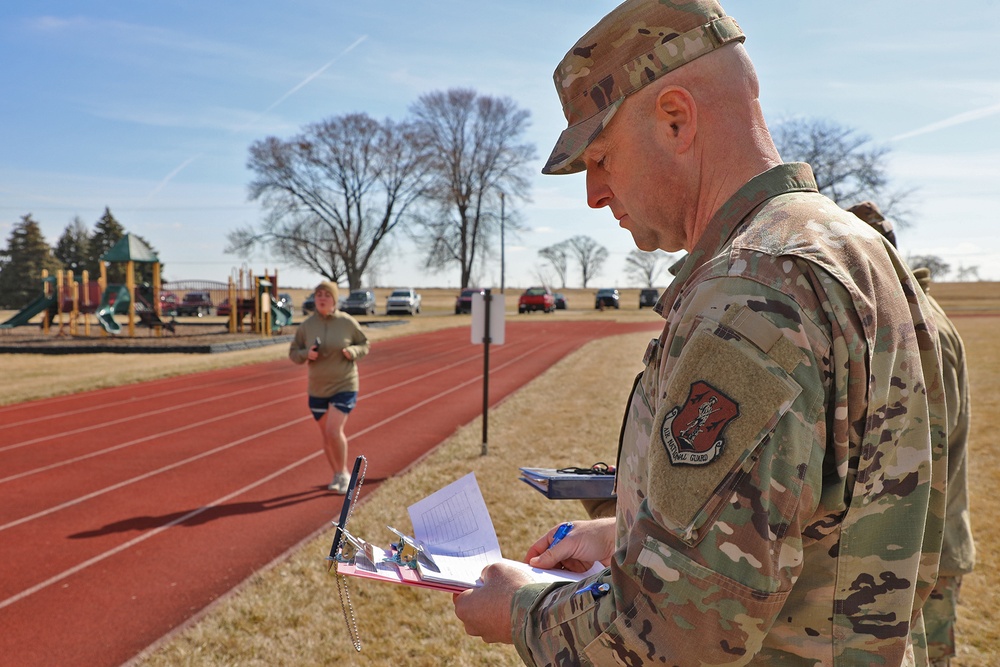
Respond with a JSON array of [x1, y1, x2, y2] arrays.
[[95, 306, 122, 334], [0, 293, 56, 329], [270, 297, 293, 331], [94, 285, 132, 335]]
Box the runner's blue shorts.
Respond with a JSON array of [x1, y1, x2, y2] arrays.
[[309, 392, 358, 420]]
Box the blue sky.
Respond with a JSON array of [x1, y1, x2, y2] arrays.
[[2, 1, 998, 289]]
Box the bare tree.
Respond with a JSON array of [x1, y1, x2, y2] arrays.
[[538, 241, 570, 289], [624, 249, 676, 287], [566, 235, 608, 288], [773, 117, 916, 226], [410, 89, 535, 288], [232, 113, 430, 289], [954, 265, 981, 282], [908, 254, 951, 280]]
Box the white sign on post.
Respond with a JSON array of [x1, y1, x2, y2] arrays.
[[470, 291, 505, 345]]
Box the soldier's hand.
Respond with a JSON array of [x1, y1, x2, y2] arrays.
[[452, 562, 531, 644], [526, 517, 616, 572]]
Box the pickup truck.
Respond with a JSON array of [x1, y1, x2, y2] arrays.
[[518, 287, 556, 314], [178, 291, 214, 316]]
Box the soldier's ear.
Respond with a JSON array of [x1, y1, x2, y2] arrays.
[[653, 86, 696, 154]]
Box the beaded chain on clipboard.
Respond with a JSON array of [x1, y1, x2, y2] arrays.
[[326, 455, 367, 652]]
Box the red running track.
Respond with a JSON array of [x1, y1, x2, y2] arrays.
[[0, 319, 659, 667]]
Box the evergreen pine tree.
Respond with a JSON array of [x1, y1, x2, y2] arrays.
[[0, 214, 63, 309], [54, 216, 92, 275], [89, 207, 127, 283], [87, 208, 163, 284]]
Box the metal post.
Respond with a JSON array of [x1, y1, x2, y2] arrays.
[[481, 288, 491, 456]]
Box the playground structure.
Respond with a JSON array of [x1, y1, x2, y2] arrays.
[[218, 267, 293, 336], [1, 252, 294, 339]]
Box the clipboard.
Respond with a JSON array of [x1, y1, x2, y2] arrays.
[[327, 455, 367, 570], [519, 466, 616, 499]]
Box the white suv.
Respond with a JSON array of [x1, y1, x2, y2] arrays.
[[385, 288, 421, 315]]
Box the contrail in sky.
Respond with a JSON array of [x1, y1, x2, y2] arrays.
[[890, 101, 1000, 142], [262, 35, 368, 114], [142, 155, 201, 206], [144, 35, 368, 202]]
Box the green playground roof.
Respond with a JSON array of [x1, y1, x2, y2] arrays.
[[100, 234, 159, 263]]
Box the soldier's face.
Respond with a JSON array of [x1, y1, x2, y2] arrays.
[[581, 102, 691, 253]]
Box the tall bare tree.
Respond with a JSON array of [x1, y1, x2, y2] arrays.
[[566, 235, 608, 288], [773, 117, 915, 226], [538, 241, 570, 289], [410, 88, 534, 288], [624, 248, 675, 287], [232, 113, 430, 289]]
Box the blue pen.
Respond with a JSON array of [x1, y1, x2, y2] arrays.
[[549, 522, 573, 549]]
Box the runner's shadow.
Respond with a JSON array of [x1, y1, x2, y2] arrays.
[[68, 487, 332, 539]]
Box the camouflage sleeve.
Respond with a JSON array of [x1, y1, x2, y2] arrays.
[[512, 275, 830, 665]]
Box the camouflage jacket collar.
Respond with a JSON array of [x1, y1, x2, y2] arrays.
[[655, 162, 818, 319]]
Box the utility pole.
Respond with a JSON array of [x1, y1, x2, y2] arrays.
[[500, 191, 506, 295]]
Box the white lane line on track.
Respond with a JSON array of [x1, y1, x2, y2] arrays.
[[0, 448, 322, 612], [0, 334, 548, 516], [0, 332, 540, 468], [0, 367, 286, 431], [0, 342, 503, 485], [0, 334, 464, 428], [0, 376, 302, 453], [0, 336, 554, 609], [0, 333, 495, 448]]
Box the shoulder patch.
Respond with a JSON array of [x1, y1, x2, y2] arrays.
[[661, 381, 740, 466]]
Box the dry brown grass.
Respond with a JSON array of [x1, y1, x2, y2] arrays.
[[951, 314, 1000, 667]]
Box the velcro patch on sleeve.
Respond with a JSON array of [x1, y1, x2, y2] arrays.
[[647, 317, 802, 545]]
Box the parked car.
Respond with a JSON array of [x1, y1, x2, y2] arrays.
[[595, 288, 620, 309], [341, 289, 376, 316], [455, 288, 479, 314], [386, 288, 421, 315], [553, 292, 568, 310], [518, 286, 556, 314], [159, 291, 179, 316], [178, 291, 213, 316], [302, 292, 315, 316], [639, 288, 659, 308]]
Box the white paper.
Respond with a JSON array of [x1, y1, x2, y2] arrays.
[[407, 472, 603, 588]]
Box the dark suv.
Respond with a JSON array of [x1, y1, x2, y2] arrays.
[[595, 288, 620, 309], [341, 290, 376, 316], [455, 288, 479, 314], [178, 291, 213, 316], [639, 288, 659, 308]]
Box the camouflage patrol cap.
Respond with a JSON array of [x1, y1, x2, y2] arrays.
[[543, 0, 745, 175], [847, 201, 897, 248]]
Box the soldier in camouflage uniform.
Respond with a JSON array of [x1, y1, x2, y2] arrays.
[[849, 202, 975, 667], [452, 1, 948, 664]]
